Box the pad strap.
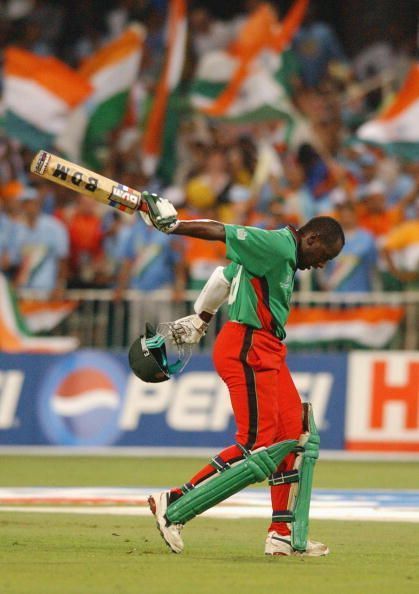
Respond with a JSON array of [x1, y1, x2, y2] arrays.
[[166, 440, 298, 525], [210, 455, 231, 472], [272, 510, 294, 522], [268, 470, 299, 486]]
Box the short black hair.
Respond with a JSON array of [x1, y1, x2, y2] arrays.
[[299, 216, 345, 248]]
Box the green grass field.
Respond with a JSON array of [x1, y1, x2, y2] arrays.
[[0, 457, 419, 594]]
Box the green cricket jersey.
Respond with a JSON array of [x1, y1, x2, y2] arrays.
[[223, 224, 298, 340]]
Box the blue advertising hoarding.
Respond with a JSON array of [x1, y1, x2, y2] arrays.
[[0, 350, 347, 449]]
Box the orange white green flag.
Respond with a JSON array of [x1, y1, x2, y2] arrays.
[[190, 0, 308, 136], [3, 47, 92, 150], [57, 24, 145, 169], [357, 63, 419, 160], [141, 0, 187, 183], [285, 306, 404, 350], [0, 273, 78, 354]]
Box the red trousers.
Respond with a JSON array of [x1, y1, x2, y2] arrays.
[[180, 322, 303, 535]]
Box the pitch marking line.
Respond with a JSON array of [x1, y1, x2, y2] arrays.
[[1, 488, 419, 522]]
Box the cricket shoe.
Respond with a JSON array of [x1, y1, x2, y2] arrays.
[[148, 491, 184, 554], [265, 532, 330, 557]]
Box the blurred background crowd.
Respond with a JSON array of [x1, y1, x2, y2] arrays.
[[0, 0, 418, 303]]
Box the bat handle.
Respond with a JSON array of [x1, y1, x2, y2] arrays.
[[138, 199, 148, 213]]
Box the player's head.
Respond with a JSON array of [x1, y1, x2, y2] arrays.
[[297, 216, 345, 271]]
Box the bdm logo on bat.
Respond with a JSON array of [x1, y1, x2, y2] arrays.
[[53, 163, 99, 192]]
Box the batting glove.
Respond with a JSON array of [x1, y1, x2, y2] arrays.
[[166, 314, 209, 345], [140, 191, 179, 233]]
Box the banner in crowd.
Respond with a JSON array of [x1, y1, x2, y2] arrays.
[[357, 62, 419, 161], [285, 306, 404, 349], [2, 349, 418, 452], [141, 0, 187, 182], [0, 272, 78, 353], [4, 47, 92, 150], [190, 0, 309, 145], [58, 24, 146, 169]]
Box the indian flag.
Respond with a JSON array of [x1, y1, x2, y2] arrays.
[[285, 306, 405, 350], [3, 47, 92, 150], [141, 0, 187, 182], [0, 273, 78, 354], [357, 63, 419, 161], [18, 299, 77, 333], [57, 24, 145, 168], [190, 0, 308, 132]]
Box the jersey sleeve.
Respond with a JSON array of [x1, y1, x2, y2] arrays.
[[225, 225, 296, 276], [222, 261, 239, 283]]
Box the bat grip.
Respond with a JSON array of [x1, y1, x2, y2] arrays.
[[138, 200, 148, 213]]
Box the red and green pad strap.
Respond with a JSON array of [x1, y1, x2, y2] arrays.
[[165, 440, 299, 525]]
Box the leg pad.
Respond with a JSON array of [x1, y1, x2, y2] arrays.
[[166, 439, 298, 525]]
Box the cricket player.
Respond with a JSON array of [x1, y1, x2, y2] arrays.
[[139, 192, 345, 556]]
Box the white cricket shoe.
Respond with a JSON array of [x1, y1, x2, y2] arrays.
[[265, 531, 330, 557], [148, 491, 184, 554]]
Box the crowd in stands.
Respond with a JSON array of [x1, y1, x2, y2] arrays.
[[0, 0, 418, 300]]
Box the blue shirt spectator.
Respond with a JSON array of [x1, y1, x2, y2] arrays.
[[317, 203, 377, 292], [292, 21, 347, 87], [0, 211, 20, 271], [120, 219, 179, 291], [12, 190, 69, 292]]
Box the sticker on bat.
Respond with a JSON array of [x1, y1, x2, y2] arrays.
[[109, 185, 141, 210], [32, 151, 51, 175]]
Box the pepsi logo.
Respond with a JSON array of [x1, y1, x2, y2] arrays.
[[52, 369, 119, 415], [37, 351, 127, 446]]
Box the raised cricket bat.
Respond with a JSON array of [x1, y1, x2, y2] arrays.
[[30, 150, 147, 215]]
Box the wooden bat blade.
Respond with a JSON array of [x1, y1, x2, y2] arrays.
[[30, 150, 146, 215]]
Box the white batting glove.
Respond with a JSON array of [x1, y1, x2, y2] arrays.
[[140, 191, 179, 233], [167, 314, 209, 345]]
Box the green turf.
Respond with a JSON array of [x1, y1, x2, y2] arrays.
[[1, 456, 419, 594], [0, 514, 418, 594], [1, 456, 419, 489]]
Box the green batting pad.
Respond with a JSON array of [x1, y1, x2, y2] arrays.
[[291, 405, 320, 552], [166, 440, 298, 525]]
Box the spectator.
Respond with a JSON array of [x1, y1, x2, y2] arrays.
[[0, 183, 21, 276], [65, 195, 104, 288], [98, 211, 132, 288], [189, 6, 241, 60], [185, 147, 232, 211], [114, 216, 184, 324], [269, 155, 315, 224], [356, 178, 418, 238], [12, 186, 69, 297], [317, 201, 377, 292], [381, 218, 419, 290], [291, 5, 348, 88]]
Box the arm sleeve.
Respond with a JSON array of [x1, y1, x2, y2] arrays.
[[194, 266, 231, 315]]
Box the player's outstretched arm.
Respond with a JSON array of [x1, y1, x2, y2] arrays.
[[172, 220, 226, 242]]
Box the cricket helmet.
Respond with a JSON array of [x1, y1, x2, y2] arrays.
[[128, 322, 190, 383]]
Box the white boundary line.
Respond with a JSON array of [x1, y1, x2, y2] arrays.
[[1, 446, 419, 461]]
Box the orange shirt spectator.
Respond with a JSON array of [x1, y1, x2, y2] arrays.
[[66, 196, 103, 286]]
